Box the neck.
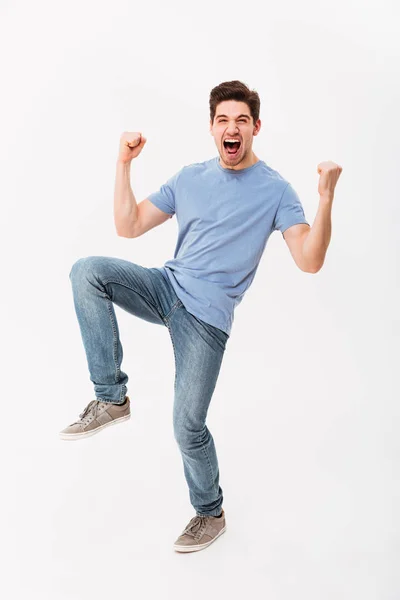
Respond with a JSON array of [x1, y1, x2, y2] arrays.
[[219, 151, 259, 171]]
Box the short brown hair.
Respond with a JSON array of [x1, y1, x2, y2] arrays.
[[209, 80, 260, 125]]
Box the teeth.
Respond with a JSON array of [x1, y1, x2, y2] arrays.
[[225, 138, 240, 143]]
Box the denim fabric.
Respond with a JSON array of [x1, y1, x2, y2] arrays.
[[69, 255, 229, 517]]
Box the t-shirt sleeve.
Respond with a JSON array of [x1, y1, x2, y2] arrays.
[[147, 169, 182, 218], [273, 182, 309, 235]]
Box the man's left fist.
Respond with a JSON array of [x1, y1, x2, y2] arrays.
[[317, 161, 343, 198]]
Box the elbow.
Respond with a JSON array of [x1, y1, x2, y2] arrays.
[[116, 223, 140, 238], [302, 262, 323, 274], [115, 216, 140, 238], [116, 229, 137, 239]]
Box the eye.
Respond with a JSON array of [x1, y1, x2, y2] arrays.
[[218, 119, 246, 123]]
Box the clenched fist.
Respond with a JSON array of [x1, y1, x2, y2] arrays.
[[118, 131, 147, 164], [317, 161, 343, 198]]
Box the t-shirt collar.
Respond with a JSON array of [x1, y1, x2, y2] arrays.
[[215, 156, 263, 174]]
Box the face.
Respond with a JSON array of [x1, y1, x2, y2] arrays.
[[210, 100, 261, 170]]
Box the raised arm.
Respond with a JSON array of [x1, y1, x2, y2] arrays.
[[282, 160, 343, 273], [128, 198, 172, 238], [113, 132, 171, 238], [114, 159, 171, 239]]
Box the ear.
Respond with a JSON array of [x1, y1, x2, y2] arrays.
[[253, 119, 261, 136]]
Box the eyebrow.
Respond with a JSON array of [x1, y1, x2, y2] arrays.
[[215, 114, 250, 120]]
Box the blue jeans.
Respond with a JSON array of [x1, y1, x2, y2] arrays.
[[69, 256, 229, 517]]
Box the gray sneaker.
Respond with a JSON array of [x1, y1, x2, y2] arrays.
[[59, 396, 131, 440], [173, 509, 226, 552]]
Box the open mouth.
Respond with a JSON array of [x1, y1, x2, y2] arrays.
[[223, 138, 241, 157]]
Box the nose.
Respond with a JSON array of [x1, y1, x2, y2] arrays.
[[225, 123, 240, 137]]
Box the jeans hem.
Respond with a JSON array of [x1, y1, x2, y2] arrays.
[[96, 394, 126, 404], [196, 509, 223, 517]]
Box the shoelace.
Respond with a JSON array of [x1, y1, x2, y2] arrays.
[[182, 515, 209, 538], [70, 400, 102, 426]]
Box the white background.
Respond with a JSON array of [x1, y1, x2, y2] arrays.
[[1, 0, 399, 598]]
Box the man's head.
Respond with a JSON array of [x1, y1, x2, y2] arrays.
[[209, 80, 261, 170]]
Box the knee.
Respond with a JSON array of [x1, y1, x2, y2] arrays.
[[173, 419, 205, 450], [69, 256, 100, 282], [174, 427, 191, 450]]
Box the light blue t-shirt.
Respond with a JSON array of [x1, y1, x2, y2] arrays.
[[148, 156, 309, 336]]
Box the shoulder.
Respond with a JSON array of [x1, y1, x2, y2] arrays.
[[181, 158, 214, 174], [258, 160, 288, 185], [259, 162, 304, 207], [175, 158, 216, 185]]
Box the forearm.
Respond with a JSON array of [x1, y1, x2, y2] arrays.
[[113, 161, 138, 236], [302, 193, 333, 272]]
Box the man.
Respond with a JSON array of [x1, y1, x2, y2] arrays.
[[59, 80, 342, 553]]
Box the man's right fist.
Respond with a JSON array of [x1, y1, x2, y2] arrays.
[[118, 132, 147, 164]]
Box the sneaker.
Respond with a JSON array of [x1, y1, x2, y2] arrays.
[[59, 396, 131, 441], [173, 509, 226, 553]]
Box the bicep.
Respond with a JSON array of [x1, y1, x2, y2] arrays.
[[283, 223, 310, 270], [133, 198, 173, 238]]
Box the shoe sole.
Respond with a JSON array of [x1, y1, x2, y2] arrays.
[[59, 414, 131, 440], [173, 524, 227, 552]]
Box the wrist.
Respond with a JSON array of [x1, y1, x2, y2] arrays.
[[319, 192, 334, 204], [116, 159, 132, 168]]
